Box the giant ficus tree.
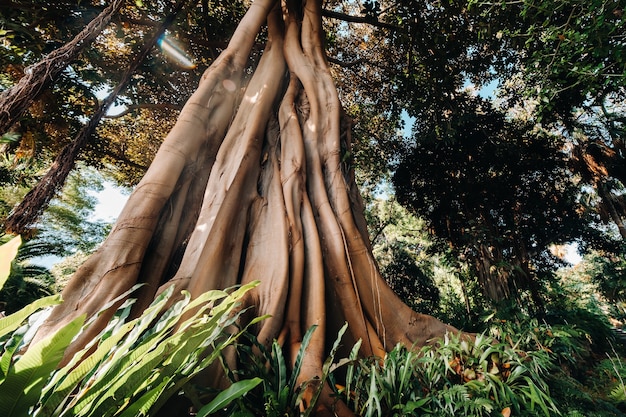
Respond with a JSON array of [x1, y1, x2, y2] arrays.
[[30, 0, 456, 414]]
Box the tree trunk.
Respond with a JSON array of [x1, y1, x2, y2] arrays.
[[3, 0, 189, 235], [31, 0, 457, 414], [0, 0, 125, 135], [598, 181, 626, 239]]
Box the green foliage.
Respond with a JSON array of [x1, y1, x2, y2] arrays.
[[37, 165, 112, 255], [487, 314, 587, 365], [598, 354, 626, 404], [0, 315, 85, 417], [196, 378, 263, 417], [367, 198, 442, 314], [218, 324, 348, 417], [0, 235, 57, 314], [586, 246, 626, 305], [0, 235, 20, 288], [0, 164, 117, 312], [485, 0, 626, 121], [543, 347, 626, 417], [394, 94, 592, 306], [338, 330, 558, 417], [0, 144, 49, 223], [0, 244, 260, 417]]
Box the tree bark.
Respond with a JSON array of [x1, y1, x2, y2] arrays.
[[598, 181, 626, 239], [31, 0, 458, 414], [0, 0, 125, 134], [3, 0, 190, 235]]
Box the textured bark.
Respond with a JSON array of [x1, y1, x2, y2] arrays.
[[0, 0, 125, 134], [32, 0, 457, 414], [3, 0, 190, 235], [572, 142, 626, 240]]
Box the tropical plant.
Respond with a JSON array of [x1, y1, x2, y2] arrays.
[[338, 330, 559, 417], [0, 235, 58, 314], [218, 324, 349, 417], [0, 235, 261, 417]]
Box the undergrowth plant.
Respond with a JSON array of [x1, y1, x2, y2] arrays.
[[338, 331, 559, 417], [0, 235, 261, 417], [220, 324, 348, 417]]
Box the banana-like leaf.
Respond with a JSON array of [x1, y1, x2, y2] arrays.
[[116, 378, 170, 417], [12, 282, 261, 417], [0, 236, 21, 290], [83, 313, 236, 415], [64, 290, 182, 416], [0, 327, 26, 381], [149, 314, 269, 414], [0, 314, 84, 417], [37, 317, 140, 416], [60, 282, 260, 417], [196, 378, 263, 417], [0, 295, 62, 339]]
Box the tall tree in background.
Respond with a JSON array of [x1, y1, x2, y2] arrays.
[[0, 0, 125, 134], [29, 1, 456, 415], [487, 0, 626, 240], [394, 96, 589, 307]]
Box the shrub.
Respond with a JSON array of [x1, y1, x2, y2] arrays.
[[338, 331, 558, 417]]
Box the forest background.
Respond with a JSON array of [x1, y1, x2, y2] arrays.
[[0, 0, 626, 416]]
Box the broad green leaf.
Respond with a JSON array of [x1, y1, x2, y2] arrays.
[[150, 307, 266, 413], [288, 325, 317, 390], [197, 378, 262, 417], [116, 378, 170, 417], [47, 283, 259, 417], [0, 294, 62, 339], [38, 317, 139, 416], [70, 285, 253, 417], [0, 236, 21, 290], [104, 285, 175, 366], [0, 314, 84, 417], [0, 322, 29, 382]]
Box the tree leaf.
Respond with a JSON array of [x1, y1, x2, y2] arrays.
[[37, 317, 138, 416], [0, 236, 21, 290], [0, 314, 84, 417], [116, 378, 170, 417], [0, 294, 62, 339], [196, 378, 263, 417]]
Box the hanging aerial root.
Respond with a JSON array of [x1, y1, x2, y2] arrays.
[[282, 0, 386, 358]]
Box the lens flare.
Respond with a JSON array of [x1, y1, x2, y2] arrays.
[[157, 34, 195, 69]]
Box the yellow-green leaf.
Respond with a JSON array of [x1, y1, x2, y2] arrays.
[[0, 236, 21, 290]]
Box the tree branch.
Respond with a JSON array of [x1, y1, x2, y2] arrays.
[[102, 149, 150, 171], [321, 9, 401, 32], [0, 0, 125, 134]]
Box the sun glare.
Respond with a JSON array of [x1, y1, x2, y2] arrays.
[[157, 34, 195, 69]]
